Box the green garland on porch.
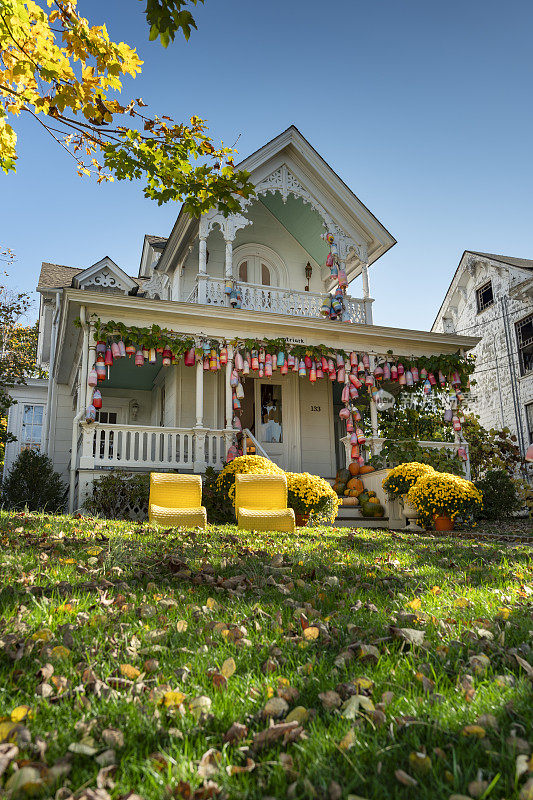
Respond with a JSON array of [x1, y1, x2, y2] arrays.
[[79, 317, 476, 388]]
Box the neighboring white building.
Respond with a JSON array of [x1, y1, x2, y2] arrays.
[[432, 251, 533, 454], [3, 126, 478, 513]]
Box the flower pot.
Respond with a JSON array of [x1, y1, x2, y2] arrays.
[[434, 515, 454, 532], [295, 513, 310, 527]]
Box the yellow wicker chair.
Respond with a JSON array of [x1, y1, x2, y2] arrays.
[[235, 473, 295, 533], [149, 473, 207, 528]]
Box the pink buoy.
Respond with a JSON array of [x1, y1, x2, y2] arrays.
[[118, 340, 126, 358], [339, 407, 350, 420], [92, 389, 102, 409], [88, 367, 98, 387], [135, 350, 144, 367], [280, 362, 288, 375], [85, 404, 97, 423], [356, 427, 366, 444], [337, 366, 345, 383], [234, 351, 243, 371], [390, 364, 398, 381], [411, 366, 419, 383], [382, 362, 391, 381], [184, 347, 196, 367]]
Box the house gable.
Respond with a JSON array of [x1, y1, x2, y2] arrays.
[[72, 257, 138, 294]]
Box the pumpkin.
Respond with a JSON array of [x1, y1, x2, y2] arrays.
[[348, 490, 360, 498], [367, 490, 377, 498], [336, 468, 351, 483], [347, 477, 364, 494], [334, 482, 346, 496], [343, 489, 351, 496], [359, 465, 375, 475], [360, 502, 375, 517], [368, 496, 380, 504], [373, 503, 385, 517], [348, 462, 360, 477]]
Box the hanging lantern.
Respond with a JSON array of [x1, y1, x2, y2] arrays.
[[438, 370, 446, 387], [88, 367, 98, 387], [428, 372, 437, 386], [339, 407, 351, 420], [280, 362, 288, 375], [405, 370, 414, 387], [149, 348, 157, 364], [234, 351, 243, 371], [356, 427, 366, 444], [452, 415, 462, 432], [362, 353, 370, 371], [220, 347, 228, 365], [342, 385, 350, 403], [350, 351, 357, 368], [351, 444, 359, 460], [243, 359, 250, 375], [411, 366, 419, 382], [390, 364, 398, 381], [337, 366, 345, 383], [162, 348, 172, 366], [85, 404, 97, 423], [309, 363, 317, 383], [277, 351, 285, 367], [251, 351, 259, 371], [265, 359, 273, 378], [230, 369, 239, 388], [134, 350, 144, 367], [92, 389, 102, 409], [423, 379, 432, 394], [298, 359, 306, 377], [125, 344, 136, 358], [382, 362, 391, 381]]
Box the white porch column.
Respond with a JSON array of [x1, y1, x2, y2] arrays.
[[224, 237, 234, 280], [193, 358, 207, 472], [225, 345, 234, 429], [198, 235, 208, 305], [361, 260, 373, 324]]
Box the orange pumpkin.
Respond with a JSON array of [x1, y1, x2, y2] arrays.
[[348, 490, 360, 499], [368, 496, 380, 504], [359, 465, 375, 475], [346, 477, 364, 494], [348, 462, 360, 476]]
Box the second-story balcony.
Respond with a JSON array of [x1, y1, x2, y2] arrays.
[[184, 276, 371, 324]]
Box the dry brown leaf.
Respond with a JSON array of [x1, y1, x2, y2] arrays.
[[303, 626, 319, 641], [198, 748, 222, 778], [119, 664, 140, 680], [319, 690, 342, 710], [263, 697, 289, 718], [223, 722, 248, 744], [395, 769, 418, 787], [253, 720, 301, 750], [226, 757, 255, 776], [221, 657, 236, 678]]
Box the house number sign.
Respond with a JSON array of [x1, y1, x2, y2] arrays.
[[309, 405, 322, 412]]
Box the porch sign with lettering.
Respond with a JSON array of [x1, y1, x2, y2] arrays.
[[373, 389, 395, 412]]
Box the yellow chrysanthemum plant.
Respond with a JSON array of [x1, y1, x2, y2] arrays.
[[407, 471, 483, 529], [286, 472, 340, 525], [216, 456, 339, 525], [382, 462, 436, 498]]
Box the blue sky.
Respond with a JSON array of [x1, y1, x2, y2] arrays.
[[4, 0, 533, 329]]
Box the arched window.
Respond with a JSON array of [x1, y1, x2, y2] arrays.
[[233, 245, 286, 288]]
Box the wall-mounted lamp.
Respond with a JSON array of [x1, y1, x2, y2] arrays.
[[304, 261, 313, 291], [129, 399, 140, 421]]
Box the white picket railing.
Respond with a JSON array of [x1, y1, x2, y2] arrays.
[[185, 276, 369, 323], [79, 423, 228, 471], [341, 436, 471, 479]]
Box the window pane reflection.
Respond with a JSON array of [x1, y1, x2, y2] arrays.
[[260, 384, 282, 443]]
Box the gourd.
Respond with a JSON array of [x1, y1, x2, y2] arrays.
[[334, 483, 346, 496], [360, 501, 374, 517], [336, 468, 351, 483], [347, 477, 364, 494], [348, 462, 360, 477], [359, 465, 375, 475], [348, 490, 360, 498], [372, 503, 385, 517], [358, 491, 370, 504], [368, 496, 380, 504], [342, 496, 358, 506]]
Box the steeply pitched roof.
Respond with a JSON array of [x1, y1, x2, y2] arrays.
[[38, 261, 145, 290], [468, 252, 533, 271]]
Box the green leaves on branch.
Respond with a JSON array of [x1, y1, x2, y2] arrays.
[[142, 0, 204, 46]]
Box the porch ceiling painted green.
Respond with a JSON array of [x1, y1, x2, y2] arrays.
[[259, 193, 329, 265], [101, 357, 162, 390]]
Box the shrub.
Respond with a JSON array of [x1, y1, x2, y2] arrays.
[[84, 471, 149, 519], [286, 472, 340, 524], [202, 466, 235, 524], [216, 455, 284, 500], [382, 461, 435, 498], [474, 469, 519, 520], [407, 471, 483, 529], [1, 449, 66, 512]]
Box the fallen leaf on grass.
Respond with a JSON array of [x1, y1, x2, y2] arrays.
[[226, 757, 255, 776], [101, 728, 124, 748], [286, 706, 308, 724], [339, 729, 356, 750], [51, 645, 70, 659], [224, 721, 248, 743], [164, 691, 186, 708], [176, 620, 188, 633], [263, 697, 289, 718], [252, 720, 302, 750], [520, 778, 533, 800], [5, 766, 42, 794], [189, 696, 212, 719], [221, 657, 236, 678], [0, 743, 18, 777], [319, 691, 342, 710], [462, 725, 485, 738], [10, 705, 30, 723], [515, 654, 533, 678], [303, 627, 319, 641], [390, 627, 425, 646], [198, 748, 222, 778], [395, 769, 418, 787], [120, 664, 140, 680], [409, 752, 432, 773], [408, 598, 422, 610]]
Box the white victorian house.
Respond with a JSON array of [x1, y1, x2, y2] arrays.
[[3, 127, 478, 515]]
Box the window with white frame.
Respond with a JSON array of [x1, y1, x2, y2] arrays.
[[20, 404, 44, 451], [526, 402, 533, 444], [516, 314, 533, 376], [475, 280, 494, 313]]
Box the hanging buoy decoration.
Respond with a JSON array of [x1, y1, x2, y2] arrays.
[[230, 369, 239, 388], [339, 407, 351, 420], [309, 363, 317, 383], [232, 396, 241, 411], [349, 385, 358, 399], [405, 370, 414, 387], [251, 351, 259, 371], [104, 347, 113, 379], [96, 341, 106, 357], [451, 371, 461, 387], [458, 446, 467, 461], [226, 443, 238, 462], [149, 348, 157, 364], [126, 344, 136, 358], [92, 389, 102, 409], [243, 358, 250, 375], [420, 367, 427, 380], [374, 364, 384, 381], [234, 351, 243, 371], [346, 418, 354, 432], [423, 378, 432, 394], [398, 371, 406, 386], [390, 364, 398, 381], [428, 372, 437, 386], [233, 416, 242, 431], [184, 347, 195, 367], [351, 444, 359, 460], [321, 295, 331, 316], [382, 362, 391, 381], [236, 381, 245, 399], [219, 346, 228, 365], [142, 347, 149, 361], [452, 415, 462, 432], [265, 358, 273, 378], [337, 365, 345, 383], [203, 357, 209, 371], [280, 361, 288, 375], [134, 350, 144, 367], [411, 366, 419, 383], [85, 404, 97, 423], [298, 359, 306, 377], [342, 385, 350, 403], [356, 427, 366, 444], [316, 364, 324, 379], [397, 362, 404, 376], [110, 342, 120, 359], [438, 370, 446, 387], [162, 348, 172, 366], [277, 351, 285, 367], [362, 353, 370, 371], [88, 367, 98, 387], [118, 340, 126, 358]]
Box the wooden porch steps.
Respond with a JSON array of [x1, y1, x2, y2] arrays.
[[322, 478, 391, 529]]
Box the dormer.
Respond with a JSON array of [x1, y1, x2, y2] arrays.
[[72, 257, 138, 294], [139, 235, 168, 279]]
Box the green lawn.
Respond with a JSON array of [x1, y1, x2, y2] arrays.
[[0, 512, 532, 800]]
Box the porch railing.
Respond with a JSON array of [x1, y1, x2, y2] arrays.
[[78, 422, 229, 472], [184, 276, 369, 324]]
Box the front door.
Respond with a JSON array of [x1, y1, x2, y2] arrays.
[[254, 379, 288, 469]]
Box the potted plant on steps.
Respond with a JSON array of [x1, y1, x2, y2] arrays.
[[407, 471, 483, 532]]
